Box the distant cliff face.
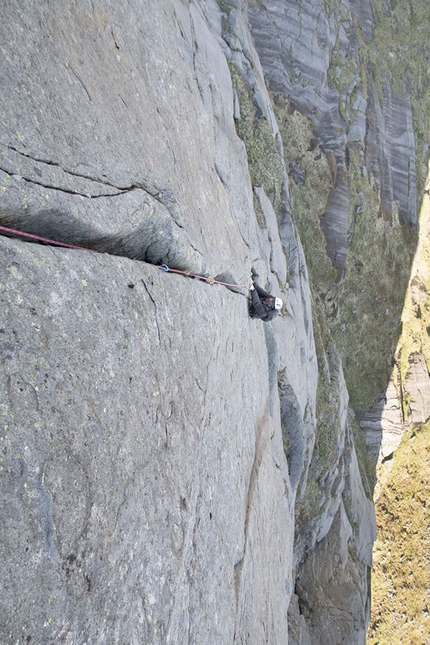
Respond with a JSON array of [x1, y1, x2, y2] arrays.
[[1, 1, 426, 644], [246, 0, 429, 642], [249, 0, 427, 417]]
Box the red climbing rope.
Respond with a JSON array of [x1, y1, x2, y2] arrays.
[[0, 225, 251, 291], [155, 264, 250, 290], [0, 225, 92, 251]]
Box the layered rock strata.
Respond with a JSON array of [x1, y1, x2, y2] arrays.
[[0, 1, 386, 644]]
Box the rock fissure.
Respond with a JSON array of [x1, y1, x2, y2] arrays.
[[0, 166, 126, 200], [3, 144, 178, 215], [140, 279, 162, 345], [68, 65, 92, 102]]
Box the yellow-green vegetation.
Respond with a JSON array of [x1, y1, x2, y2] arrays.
[[229, 64, 284, 218], [332, 147, 416, 413], [274, 95, 336, 294], [367, 421, 430, 645], [368, 174, 430, 643]]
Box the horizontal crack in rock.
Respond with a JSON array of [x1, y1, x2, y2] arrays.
[[3, 144, 175, 208]]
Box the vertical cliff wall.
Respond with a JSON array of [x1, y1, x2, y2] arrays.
[[2, 0, 426, 643], [367, 166, 430, 644], [246, 0, 429, 642]]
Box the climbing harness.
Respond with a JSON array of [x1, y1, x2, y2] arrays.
[[0, 225, 251, 291]]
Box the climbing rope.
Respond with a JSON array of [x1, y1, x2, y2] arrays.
[[0, 225, 92, 251], [0, 225, 251, 291], [156, 264, 250, 290]]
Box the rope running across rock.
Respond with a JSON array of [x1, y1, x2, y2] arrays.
[[0, 224, 251, 291]]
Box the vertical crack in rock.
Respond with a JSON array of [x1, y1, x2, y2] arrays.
[[140, 279, 162, 344], [233, 409, 270, 617]]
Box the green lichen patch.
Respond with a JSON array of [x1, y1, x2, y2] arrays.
[[330, 147, 417, 413], [229, 64, 284, 216], [295, 478, 324, 527], [274, 95, 336, 295]]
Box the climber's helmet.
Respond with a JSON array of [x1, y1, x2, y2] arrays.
[[274, 297, 283, 311]]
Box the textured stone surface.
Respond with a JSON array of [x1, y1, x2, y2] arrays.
[[362, 352, 430, 461], [0, 1, 377, 644], [292, 345, 375, 645], [0, 0, 256, 280], [0, 2, 298, 643], [405, 352, 430, 424], [0, 236, 294, 644], [296, 502, 371, 645], [365, 79, 418, 226], [360, 380, 405, 458], [247, 0, 350, 277], [248, 0, 419, 280]]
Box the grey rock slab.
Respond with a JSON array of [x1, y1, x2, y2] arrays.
[[296, 503, 371, 645], [405, 351, 430, 424], [0, 1, 379, 643], [0, 235, 292, 644], [254, 186, 288, 283], [361, 350, 430, 461], [360, 380, 405, 459], [0, 0, 254, 280], [365, 78, 418, 226], [345, 448, 376, 568]]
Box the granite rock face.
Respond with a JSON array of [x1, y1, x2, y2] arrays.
[[248, 0, 418, 279], [248, 0, 351, 278], [360, 381, 405, 459], [0, 236, 292, 645], [1, 1, 378, 644], [365, 79, 418, 226]]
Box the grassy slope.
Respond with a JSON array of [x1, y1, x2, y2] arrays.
[[274, 0, 430, 639], [396, 187, 430, 405], [368, 422, 430, 645], [368, 174, 430, 644]]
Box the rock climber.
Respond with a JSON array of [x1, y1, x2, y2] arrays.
[[249, 270, 283, 322]]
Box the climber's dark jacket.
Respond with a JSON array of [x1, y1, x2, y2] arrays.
[[249, 283, 278, 322]]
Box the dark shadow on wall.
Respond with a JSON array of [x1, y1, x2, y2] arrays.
[[0, 208, 194, 271]]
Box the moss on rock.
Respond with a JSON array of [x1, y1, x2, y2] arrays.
[[229, 64, 284, 216], [274, 94, 336, 295]]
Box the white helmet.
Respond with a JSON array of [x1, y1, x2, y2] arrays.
[[274, 297, 283, 310]]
